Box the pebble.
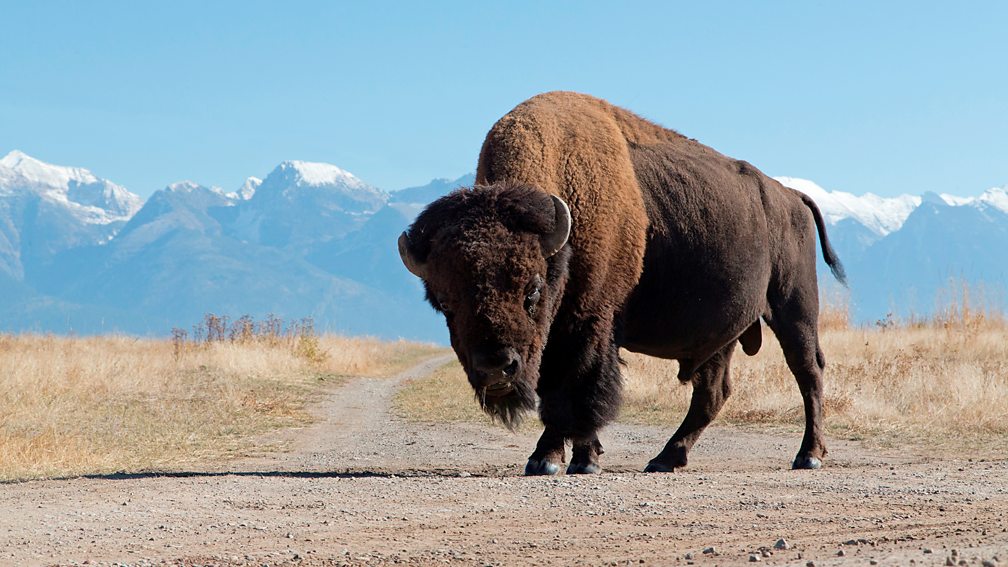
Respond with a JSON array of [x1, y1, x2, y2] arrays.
[[946, 558, 955, 566], [684, 552, 694, 560], [702, 547, 716, 554], [837, 549, 846, 557], [749, 554, 760, 562], [806, 562, 816, 567], [774, 538, 790, 550], [982, 561, 997, 567]]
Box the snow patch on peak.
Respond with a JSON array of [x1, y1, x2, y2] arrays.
[[1, 150, 142, 223], [1, 149, 99, 189], [774, 177, 920, 236], [165, 180, 234, 201], [976, 186, 1008, 214], [939, 185, 1008, 213], [166, 180, 204, 193], [279, 160, 369, 189], [237, 176, 261, 200], [1, 149, 33, 167]]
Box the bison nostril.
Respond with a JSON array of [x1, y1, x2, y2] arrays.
[[503, 358, 519, 377], [473, 347, 521, 381]]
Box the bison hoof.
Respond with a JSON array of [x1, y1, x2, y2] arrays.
[[643, 460, 679, 473], [525, 458, 561, 476], [566, 462, 602, 475], [792, 455, 823, 470]]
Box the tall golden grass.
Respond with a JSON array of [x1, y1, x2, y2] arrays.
[[0, 325, 440, 482], [621, 320, 1008, 451], [399, 287, 1008, 455]]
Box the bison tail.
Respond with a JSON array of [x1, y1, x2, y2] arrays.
[[799, 193, 848, 286]]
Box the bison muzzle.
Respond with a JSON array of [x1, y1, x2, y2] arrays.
[[399, 91, 846, 475]]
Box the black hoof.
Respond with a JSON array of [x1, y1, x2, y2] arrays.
[[792, 455, 823, 470], [643, 460, 678, 473], [525, 458, 561, 476], [566, 462, 602, 475]]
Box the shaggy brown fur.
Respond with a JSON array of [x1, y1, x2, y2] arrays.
[[401, 91, 845, 475]]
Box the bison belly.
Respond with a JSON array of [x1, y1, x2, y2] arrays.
[[619, 190, 772, 364]]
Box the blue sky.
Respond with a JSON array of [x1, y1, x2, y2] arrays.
[[1, 1, 1005, 198]]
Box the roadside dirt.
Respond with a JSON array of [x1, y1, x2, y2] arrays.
[[1, 355, 1005, 566]]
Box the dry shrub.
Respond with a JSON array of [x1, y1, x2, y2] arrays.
[[0, 331, 441, 482]]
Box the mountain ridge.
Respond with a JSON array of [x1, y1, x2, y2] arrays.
[[0, 151, 1003, 341]]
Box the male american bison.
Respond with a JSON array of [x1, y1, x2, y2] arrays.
[[398, 91, 845, 475]]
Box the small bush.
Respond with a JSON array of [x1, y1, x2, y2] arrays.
[[172, 313, 328, 365]]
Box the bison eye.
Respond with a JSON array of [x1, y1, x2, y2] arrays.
[[524, 277, 543, 317], [524, 289, 541, 316], [436, 297, 453, 316]]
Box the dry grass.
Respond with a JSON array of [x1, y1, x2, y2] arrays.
[[397, 311, 1008, 456], [395, 362, 486, 424], [394, 362, 541, 432], [621, 322, 1008, 454], [0, 333, 440, 482]]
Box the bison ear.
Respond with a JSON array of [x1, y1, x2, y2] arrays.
[[540, 195, 571, 258], [398, 232, 426, 279]]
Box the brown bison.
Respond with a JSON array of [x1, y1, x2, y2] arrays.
[[398, 91, 845, 475]]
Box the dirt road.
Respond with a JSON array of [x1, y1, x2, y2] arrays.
[[1, 355, 1006, 566]]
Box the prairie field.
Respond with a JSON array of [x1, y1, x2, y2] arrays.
[[0, 328, 440, 482], [0, 309, 1006, 565], [398, 304, 1008, 456]]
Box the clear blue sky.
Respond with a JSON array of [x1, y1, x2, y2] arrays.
[[2, 1, 1005, 198]]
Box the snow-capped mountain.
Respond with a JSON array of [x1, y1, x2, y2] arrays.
[[227, 160, 389, 247], [776, 176, 1008, 322], [0, 151, 453, 340], [774, 177, 920, 237], [777, 177, 1008, 236], [940, 185, 1008, 213], [0, 150, 142, 222], [0, 149, 1003, 340], [236, 176, 261, 200], [0, 150, 143, 281]]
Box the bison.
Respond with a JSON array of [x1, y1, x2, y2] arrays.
[[398, 91, 845, 475]]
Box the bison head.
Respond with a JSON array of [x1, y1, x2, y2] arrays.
[[398, 183, 572, 428]]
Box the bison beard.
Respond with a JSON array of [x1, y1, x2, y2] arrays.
[[475, 378, 537, 430]]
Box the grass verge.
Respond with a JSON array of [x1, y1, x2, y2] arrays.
[[396, 324, 1008, 456], [0, 334, 440, 482]]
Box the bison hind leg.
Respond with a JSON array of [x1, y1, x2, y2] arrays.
[[765, 304, 829, 470], [645, 343, 735, 472]]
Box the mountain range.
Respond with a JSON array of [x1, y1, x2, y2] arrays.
[[0, 150, 1003, 341]]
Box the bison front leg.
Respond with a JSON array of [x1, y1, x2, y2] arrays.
[[527, 320, 623, 476], [525, 426, 566, 475], [645, 343, 735, 473], [567, 436, 604, 474]]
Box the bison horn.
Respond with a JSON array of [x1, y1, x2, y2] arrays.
[[398, 231, 426, 279], [541, 195, 572, 258]]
